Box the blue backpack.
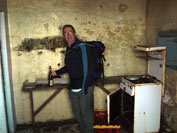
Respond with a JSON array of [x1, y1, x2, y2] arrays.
[[86, 41, 106, 84]]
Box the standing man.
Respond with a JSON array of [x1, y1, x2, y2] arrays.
[[52, 24, 95, 133]]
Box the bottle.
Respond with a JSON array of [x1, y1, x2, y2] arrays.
[[48, 66, 53, 87]]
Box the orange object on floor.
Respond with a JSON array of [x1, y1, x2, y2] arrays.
[[93, 110, 120, 133], [93, 125, 120, 133]]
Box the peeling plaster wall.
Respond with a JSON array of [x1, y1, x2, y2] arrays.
[[164, 68, 177, 132], [146, 0, 177, 45], [146, 0, 177, 132], [7, 0, 146, 123]]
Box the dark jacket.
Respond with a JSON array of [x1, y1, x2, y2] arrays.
[[56, 39, 95, 94]]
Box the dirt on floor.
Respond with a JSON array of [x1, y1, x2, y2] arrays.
[[15, 118, 174, 133], [15, 119, 80, 133]]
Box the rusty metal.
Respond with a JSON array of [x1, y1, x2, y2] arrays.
[[134, 45, 166, 97], [162, 50, 166, 96]]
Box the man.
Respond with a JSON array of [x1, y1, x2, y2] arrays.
[[52, 25, 95, 133]]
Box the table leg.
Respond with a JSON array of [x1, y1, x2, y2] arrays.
[[98, 85, 110, 94], [29, 87, 63, 133], [30, 91, 35, 133]]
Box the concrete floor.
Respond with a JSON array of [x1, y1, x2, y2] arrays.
[[15, 119, 80, 133], [15, 119, 174, 133], [15, 119, 129, 133]]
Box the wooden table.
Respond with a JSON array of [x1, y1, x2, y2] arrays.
[[22, 83, 69, 133], [22, 76, 122, 133]]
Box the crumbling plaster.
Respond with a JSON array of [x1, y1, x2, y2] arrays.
[[146, 0, 177, 132], [7, 0, 146, 123]]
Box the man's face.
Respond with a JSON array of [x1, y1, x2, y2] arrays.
[[63, 27, 76, 47]]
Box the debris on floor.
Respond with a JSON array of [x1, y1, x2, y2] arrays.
[[15, 118, 175, 133], [15, 119, 80, 133]]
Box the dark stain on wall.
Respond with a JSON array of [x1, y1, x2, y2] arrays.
[[14, 36, 67, 52], [38, 51, 43, 55], [60, 50, 66, 54], [58, 25, 63, 31], [44, 23, 49, 31], [119, 4, 128, 12], [100, 4, 103, 9], [88, 21, 91, 24], [84, 29, 95, 35]]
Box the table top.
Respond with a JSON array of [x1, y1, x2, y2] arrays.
[[22, 76, 123, 91], [22, 81, 68, 91]]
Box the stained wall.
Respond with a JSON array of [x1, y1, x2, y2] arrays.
[[7, 0, 147, 123], [146, 0, 177, 132]]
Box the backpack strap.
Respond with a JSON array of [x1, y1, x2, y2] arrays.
[[79, 43, 88, 94], [66, 43, 89, 94]]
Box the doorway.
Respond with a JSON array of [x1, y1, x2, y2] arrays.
[[0, 12, 16, 133]]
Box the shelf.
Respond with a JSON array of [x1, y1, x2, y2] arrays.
[[135, 56, 162, 60], [134, 45, 166, 52]]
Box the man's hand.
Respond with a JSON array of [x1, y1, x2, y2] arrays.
[[51, 71, 57, 76], [51, 71, 61, 78]]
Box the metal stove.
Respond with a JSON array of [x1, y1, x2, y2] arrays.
[[120, 74, 161, 96], [120, 45, 166, 133]]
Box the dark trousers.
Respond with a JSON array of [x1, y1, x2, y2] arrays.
[[69, 86, 94, 133]]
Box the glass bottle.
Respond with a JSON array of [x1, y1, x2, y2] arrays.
[[48, 66, 53, 87]]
